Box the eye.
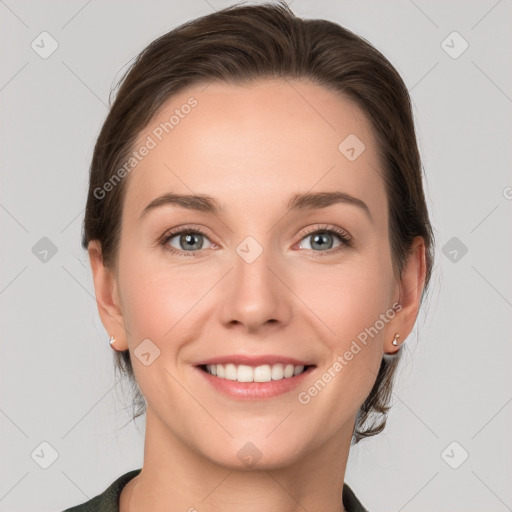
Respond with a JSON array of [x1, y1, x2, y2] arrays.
[[161, 228, 214, 257], [159, 224, 353, 257], [297, 225, 353, 255]]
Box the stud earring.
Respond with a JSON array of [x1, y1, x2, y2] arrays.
[[392, 333, 400, 346], [109, 335, 120, 351]]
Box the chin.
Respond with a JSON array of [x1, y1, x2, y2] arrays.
[[199, 434, 308, 471]]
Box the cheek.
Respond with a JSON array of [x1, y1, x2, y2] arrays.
[[117, 236, 198, 337], [120, 269, 170, 339], [121, 279, 194, 357], [294, 255, 395, 345], [117, 252, 199, 408], [295, 261, 394, 413]]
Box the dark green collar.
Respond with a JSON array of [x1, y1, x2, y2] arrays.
[[62, 468, 369, 512]]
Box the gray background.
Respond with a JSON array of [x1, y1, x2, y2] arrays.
[[1, 1, 511, 511]]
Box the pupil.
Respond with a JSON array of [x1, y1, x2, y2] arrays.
[[183, 233, 201, 250], [312, 232, 332, 250]]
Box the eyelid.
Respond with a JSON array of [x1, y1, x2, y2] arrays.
[[298, 223, 352, 242], [159, 224, 215, 242]]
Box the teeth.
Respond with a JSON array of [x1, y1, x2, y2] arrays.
[[293, 365, 304, 376], [271, 364, 284, 380], [205, 363, 306, 382], [238, 364, 254, 382], [225, 363, 237, 381]]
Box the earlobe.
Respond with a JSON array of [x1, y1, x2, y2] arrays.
[[385, 236, 427, 354], [384, 332, 402, 356], [87, 240, 128, 350]]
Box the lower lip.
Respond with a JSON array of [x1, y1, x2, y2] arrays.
[[195, 366, 316, 400]]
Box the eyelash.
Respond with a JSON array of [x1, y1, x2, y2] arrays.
[[159, 224, 353, 258]]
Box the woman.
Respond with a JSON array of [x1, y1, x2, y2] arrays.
[[64, 2, 434, 511]]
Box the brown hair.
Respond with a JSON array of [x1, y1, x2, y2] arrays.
[[82, 1, 435, 444]]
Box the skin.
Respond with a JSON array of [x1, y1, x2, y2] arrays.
[[88, 78, 426, 512]]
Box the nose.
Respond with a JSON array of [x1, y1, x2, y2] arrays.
[[218, 240, 293, 335]]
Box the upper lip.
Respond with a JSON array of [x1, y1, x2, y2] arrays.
[[194, 354, 315, 367]]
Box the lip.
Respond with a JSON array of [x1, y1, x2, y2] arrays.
[[194, 354, 314, 366], [194, 364, 316, 400]]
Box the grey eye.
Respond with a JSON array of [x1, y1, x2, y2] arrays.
[[299, 230, 342, 251], [167, 231, 213, 251]]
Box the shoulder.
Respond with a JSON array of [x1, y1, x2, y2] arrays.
[[60, 469, 142, 512], [343, 482, 370, 512]]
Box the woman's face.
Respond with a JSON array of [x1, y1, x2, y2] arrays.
[[93, 78, 420, 468]]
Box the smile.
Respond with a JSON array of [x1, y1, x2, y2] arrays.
[[196, 363, 316, 400], [202, 363, 311, 382]]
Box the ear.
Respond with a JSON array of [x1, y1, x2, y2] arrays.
[[87, 240, 129, 350], [384, 236, 427, 354]]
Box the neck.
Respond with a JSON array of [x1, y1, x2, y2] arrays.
[[122, 408, 353, 512]]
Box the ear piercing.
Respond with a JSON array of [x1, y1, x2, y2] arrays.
[[392, 333, 400, 346], [109, 334, 123, 352]]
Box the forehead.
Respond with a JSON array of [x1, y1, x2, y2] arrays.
[[124, 78, 385, 223]]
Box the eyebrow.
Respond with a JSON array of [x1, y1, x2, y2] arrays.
[[139, 191, 372, 221]]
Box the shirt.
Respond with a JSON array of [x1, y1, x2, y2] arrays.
[[61, 468, 369, 512]]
